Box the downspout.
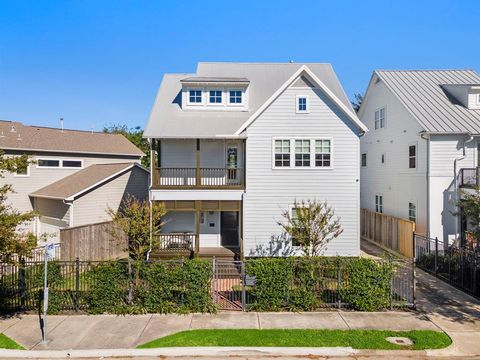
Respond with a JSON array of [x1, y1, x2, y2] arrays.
[[453, 134, 474, 242], [420, 132, 430, 237]]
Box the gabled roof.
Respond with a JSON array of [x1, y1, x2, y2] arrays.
[[29, 162, 148, 201], [0, 121, 144, 157], [363, 70, 480, 134], [144, 62, 363, 138]]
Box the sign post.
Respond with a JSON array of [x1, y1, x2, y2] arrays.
[[42, 243, 55, 343]]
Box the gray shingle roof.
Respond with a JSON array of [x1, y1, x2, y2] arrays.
[[29, 163, 146, 200], [144, 62, 355, 138], [375, 70, 480, 133], [0, 121, 144, 156]]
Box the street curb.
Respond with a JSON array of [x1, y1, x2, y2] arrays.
[[0, 346, 357, 358]]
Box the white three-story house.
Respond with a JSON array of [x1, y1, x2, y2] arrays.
[[144, 62, 368, 259]]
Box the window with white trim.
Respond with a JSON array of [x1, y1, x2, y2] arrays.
[[315, 140, 331, 167], [14, 163, 29, 176], [295, 140, 311, 167], [274, 140, 290, 167], [361, 153, 367, 167], [408, 202, 416, 222], [296, 95, 309, 113], [375, 195, 383, 213], [290, 207, 304, 246], [409, 144, 417, 169], [374, 107, 385, 129], [228, 90, 242, 104], [188, 89, 202, 104], [38, 159, 60, 168], [209, 90, 222, 104], [62, 160, 82, 168]]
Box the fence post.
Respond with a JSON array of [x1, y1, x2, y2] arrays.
[[75, 257, 80, 312], [211, 256, 216, 305], [337, 261, 341, 309], [19, 257, 26, 309], [434, 237, 438, 276], [241, 261, 246, 312]]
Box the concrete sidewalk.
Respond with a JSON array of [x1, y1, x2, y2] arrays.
[[1, 311, 439, 351]]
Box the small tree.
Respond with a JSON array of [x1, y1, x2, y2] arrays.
[[0, 151, 37, 262], [351, 93, 364, 113], [108, 195, 166, 261], [456, 186, 480, 249], [103, 124, 150, 168], [278, 200, 343, 256]]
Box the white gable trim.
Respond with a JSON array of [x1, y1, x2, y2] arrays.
[[234, 65, 368, 135]]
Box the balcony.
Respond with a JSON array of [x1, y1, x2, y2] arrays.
[[152, 167, 245, 189], [459, 168, 480, 188]]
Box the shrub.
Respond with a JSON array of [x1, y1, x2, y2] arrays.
[[340, 257, 394, 311]]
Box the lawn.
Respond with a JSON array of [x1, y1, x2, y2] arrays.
[[137, 329, 451, 350], [0, 333, 24, 350]]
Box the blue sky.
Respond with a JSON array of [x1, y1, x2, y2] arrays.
[[0, 0, 478, 131]]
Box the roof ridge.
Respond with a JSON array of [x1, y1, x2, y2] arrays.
[[198, 62, 331, 65], [376, 69, 477, 73]]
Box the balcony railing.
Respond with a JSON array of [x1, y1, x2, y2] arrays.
[[152, 167, 245, 189], [459, 168, 480, 188], [155, 233, 195, 253]]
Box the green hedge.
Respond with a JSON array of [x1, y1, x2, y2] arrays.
[[246, 257, 395, 312]]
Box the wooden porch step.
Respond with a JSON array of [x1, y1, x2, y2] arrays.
[[198, 247, 237, 260]]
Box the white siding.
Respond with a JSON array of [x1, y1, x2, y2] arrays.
[[72, 167, 148, 227], [428, 134, 476, 241], [360, 80, 428, 235], [243, 85, 361, 256]]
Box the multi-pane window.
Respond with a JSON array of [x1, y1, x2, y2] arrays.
[[374, 107, 385, 129], [375, 195, 383, 213], [274, 140, 290, 167], [295, 140, 311, 167], [229, 90, 242, 104], [361, 153, 367, 167], [188, 90, 202, 103], [408, 202, 416, 222], [315, 140, 331, 167], [409, 145, 417, 169], [297, 96, 308, 113], [209, 90, 222, 103]]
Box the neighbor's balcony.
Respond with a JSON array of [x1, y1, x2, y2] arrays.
[[152, 167, 245, 189], [459, 167, 480, 188]]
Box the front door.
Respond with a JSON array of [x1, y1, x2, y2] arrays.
[[220, 211, 239, 247]]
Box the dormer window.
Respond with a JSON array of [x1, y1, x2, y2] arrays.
[[296, 95, 309, 113], [209, 90, 223, 104], [188, 90, 202, 104], [229, 90, 243, 104]]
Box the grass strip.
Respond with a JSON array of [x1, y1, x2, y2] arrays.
[[137, 329, 451, 350], [0, 333, 24, 350]]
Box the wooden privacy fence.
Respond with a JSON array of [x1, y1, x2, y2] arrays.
[[361, 208, 415, 258], [60, 221, 127, 261]]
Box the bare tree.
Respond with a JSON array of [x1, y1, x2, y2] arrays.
[[278, 200, 343, 256]]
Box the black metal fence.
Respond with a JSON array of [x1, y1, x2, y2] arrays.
[[1, 256, 415, 314], [415, 234, 480, 298]]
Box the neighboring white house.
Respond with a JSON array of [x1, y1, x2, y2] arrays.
[[359, 69, 480, 245], [144, 62, 368, 259], [0, 120, 149, 243]]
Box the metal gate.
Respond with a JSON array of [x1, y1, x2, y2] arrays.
[[212, 258, 245, 311]]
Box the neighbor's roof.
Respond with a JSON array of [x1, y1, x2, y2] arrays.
[[29, 162, 147, 201], [0, 121, 144, 157], [373, 70, 480, 134], [144, 62, 359, 138]]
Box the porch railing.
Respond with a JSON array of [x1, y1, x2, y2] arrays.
[[152, 167, 244, 189], [155, 233, 195, 253], [459, 167, 480, 188]]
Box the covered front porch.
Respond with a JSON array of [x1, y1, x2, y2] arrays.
[[150, 200, 242, 260]]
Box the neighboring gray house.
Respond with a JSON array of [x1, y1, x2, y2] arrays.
[[144, 62, 368, 259], [359, 69, 480, 245], [0, 120, 149, 243]]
